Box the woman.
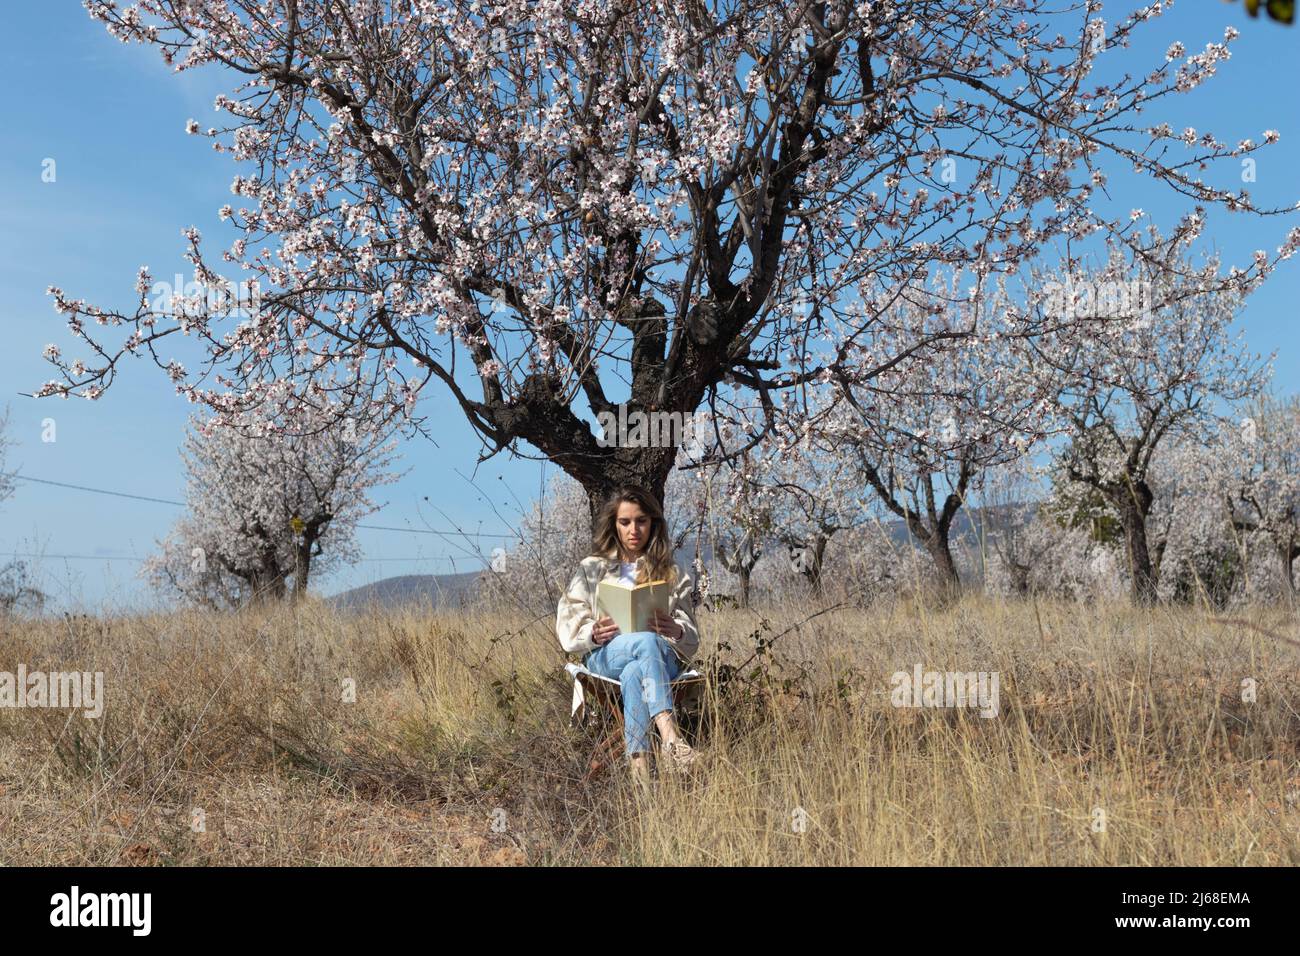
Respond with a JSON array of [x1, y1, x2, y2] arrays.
[[555, 485, 701, 787]]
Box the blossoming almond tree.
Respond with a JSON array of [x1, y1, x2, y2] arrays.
[[1222, 395, 1300, 604], [1028, 235, 1271, 605], [703, 448, 779, 608], [825, 276, 1051, 596], [985, 505, 1126, 602], [755, 393, 874, 599], [1145, 437, 1245, 606], [664, 425, 779, 607], [144, 393, 401, 608], [37, 1, 1296, 523]]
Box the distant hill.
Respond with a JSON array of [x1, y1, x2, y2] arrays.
[[328, 570, 485, 612]]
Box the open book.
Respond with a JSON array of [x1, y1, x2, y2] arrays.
[[596, 578, 671, 636]]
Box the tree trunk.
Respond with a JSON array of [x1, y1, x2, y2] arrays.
[[926, 531, 961, 599], [1099, 475, 1156, 606], [804, 532, 830, 599], [1118, 500, 1157, 605], [292, 538, 313, 603], [1008, 559, 1030, 597], [719, 531, 760, 608], [244, 569, 286, 606], [1280, 540, 1297, 608]]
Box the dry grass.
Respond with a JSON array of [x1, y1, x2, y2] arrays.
[[1, 594, 1297, 865]]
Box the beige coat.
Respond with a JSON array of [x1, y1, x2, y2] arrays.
[[555, 549, 701, 663]]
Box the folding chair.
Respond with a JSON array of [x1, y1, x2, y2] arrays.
[[565, 662, 705, 780]]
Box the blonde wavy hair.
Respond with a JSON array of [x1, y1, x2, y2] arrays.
[[590, 485, 679, 586]]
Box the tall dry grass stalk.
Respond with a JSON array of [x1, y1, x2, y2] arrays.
[[0, 594, 1296, 865]]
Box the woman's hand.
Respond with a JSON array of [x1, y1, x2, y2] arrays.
[[650, 609, 684, 641], [592, 615, 620, 646]]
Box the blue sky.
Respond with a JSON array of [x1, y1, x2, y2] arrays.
[[1, 2, 1297, 612]]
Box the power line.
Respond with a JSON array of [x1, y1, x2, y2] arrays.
[[5, 472, 535, 540], [1, 551, 479, 564], [8, 475, 185, 507], [2, 552, 146, 563]]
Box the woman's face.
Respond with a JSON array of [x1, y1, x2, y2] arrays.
[[615, 501, 652, 558]]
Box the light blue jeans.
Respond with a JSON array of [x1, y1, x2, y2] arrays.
[[584, 631, 682, 755]]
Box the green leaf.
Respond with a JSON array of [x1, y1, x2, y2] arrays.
[[1267, 0, 1295, 23]]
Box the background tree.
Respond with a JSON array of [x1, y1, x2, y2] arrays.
[[980, 459, 1125, 602], [1040, 469, 1126, 549], [37, 1, 1294, 527], [761, 397, 869, 601], [1146, 438, 1244, 607], [705, 448, 778, 609], [1223, 395, 1300, 604], [656, 405, 781, 608], [828, 277, 1050, 597], [144, 393, 401, 608], [1029, 236, 1270, 604], [984, 504, 1126, 603]]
